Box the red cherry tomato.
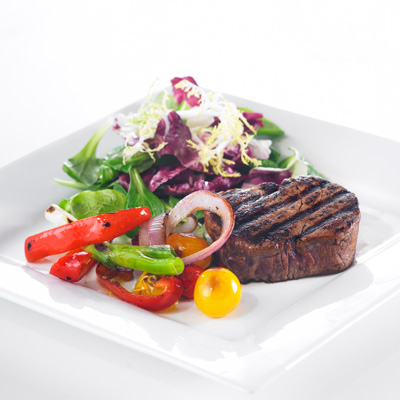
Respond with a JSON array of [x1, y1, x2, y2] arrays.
[[177, 265, 203, 299]]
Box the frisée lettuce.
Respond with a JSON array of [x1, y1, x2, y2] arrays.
[[56, 76, 324, 224]]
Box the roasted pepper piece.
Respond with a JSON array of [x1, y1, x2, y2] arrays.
[[85, 243, 184, 275], [50, 250, 97, 282], [25, 207, 151, 262], [96, 264, 133, 282], [96, 266, 183, 312]]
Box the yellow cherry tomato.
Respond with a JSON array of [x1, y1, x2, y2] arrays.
[[166, 233, 212, 269], [133, 272, 164, 296], [194, 267, 241, 318]]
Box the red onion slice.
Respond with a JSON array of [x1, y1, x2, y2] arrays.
[[139, 213, 167, 246], [171, 214, 198, 234], [139, 213, 198, 245], [165, 190, 234, 265]]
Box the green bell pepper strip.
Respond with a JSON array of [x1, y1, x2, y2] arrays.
[[85, 243, 184, 275]]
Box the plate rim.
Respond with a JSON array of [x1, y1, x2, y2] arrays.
[[1, 96, 400, 392]]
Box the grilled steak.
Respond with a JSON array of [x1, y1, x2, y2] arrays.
[[204, 176, 360, 283]]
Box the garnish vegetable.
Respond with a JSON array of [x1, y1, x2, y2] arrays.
[[194, 267, 242, 318], [59, 189, 127, 220], [177, 265, 203, 299], [25, 207, 151, 262], [49, 250, 97, 283], [96, 267, 183, 312], [85, 243, 184, 276], [166, 233, 212, 269]]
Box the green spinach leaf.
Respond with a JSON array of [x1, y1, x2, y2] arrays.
[[110, 182, 128, 195], [279, 147, 326, 178], [257, 159, 280, 168], [104, 150, 154, 174], [61, 122, 111, 187], [125, 168, 165, 237], [256, 118, 284, 137], [60, 189, 127, 219]]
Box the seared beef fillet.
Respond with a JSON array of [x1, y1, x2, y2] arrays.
[[204, 176, 360, 283]]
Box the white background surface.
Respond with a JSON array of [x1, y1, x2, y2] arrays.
[[1, 1, 400, 399]]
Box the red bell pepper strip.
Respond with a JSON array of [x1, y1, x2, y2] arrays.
[[96, 265, 183, 312], [25, 207, 151, 262], [177, 264, 203, 299], [50, 250, 97, 282]]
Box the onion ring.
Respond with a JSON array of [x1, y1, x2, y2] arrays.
[[171, 214, 198, 234], [139, 213, 167, 246], [139, 214, 197, 245], [165, 190, 234, 265]]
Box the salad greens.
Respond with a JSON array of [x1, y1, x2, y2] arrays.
[[59, 189, 127, 220], [56, 122, 114, 190], [126, 168, 165, 219], [279, 147, 326, 178], [56, 76, 324, 228], [55, 137, 154, 192], [238, 107, 285, 137], [103, 146, 154, 175]]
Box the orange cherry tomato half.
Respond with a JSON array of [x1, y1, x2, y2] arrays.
[[166, 233, 211, 269], [194, 267, 242, 318]]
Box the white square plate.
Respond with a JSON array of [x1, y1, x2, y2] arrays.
[[1, 94, 400, 392]]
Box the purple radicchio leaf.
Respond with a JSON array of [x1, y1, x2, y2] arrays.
[[151, 111, 203, 171], [164, 173, 244, 197], [140, 164, 187, 192], [171, 76, 201, 107], [119, 173, 130, 191], [241, 167, 291, 189], [224, 144, 243, 165], [242, 111, 264, 132], [171, 76, 200, 107]]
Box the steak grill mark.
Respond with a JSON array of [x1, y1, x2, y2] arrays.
[[233, 178, 329, 224], [233, 179, 354, 243], [204, 175, 361, 283], [243, 190, 356, 243]]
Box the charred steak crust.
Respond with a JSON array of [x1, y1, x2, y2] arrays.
[[204, 176, 361, 283]]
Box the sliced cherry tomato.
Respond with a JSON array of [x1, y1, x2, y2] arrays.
[[194, 267, 241, 318], [166, 233, 211, 269], [96, 266, 183, 312], [133, 272, 165, 296], [177, 265, 203, 299]]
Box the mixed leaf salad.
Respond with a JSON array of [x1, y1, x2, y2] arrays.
[[24, 76, 324, 317], [55, 76, 323, 230]]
